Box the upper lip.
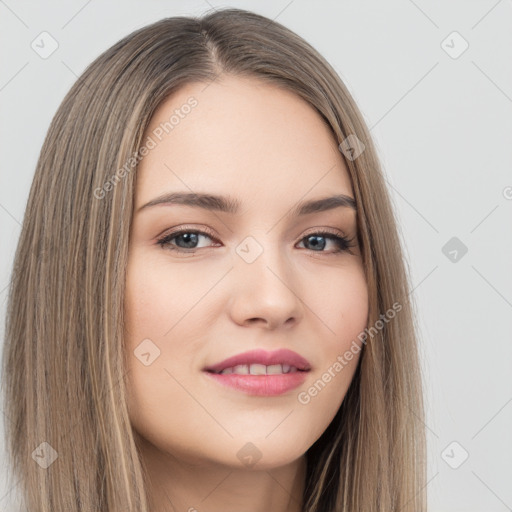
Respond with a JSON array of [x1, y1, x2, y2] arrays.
[[204, 349, 311, 373]]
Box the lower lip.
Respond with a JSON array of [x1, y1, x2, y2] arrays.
[[203, 371, 309, 396]]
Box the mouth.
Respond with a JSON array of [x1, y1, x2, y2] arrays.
[[202, 349, 311, 396], [206, 363, 305, 375]]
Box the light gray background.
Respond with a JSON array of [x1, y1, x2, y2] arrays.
[[1, 1, 511, 510]]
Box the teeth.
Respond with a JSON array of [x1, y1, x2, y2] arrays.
[[266, 364, 282, 375], [218, 364, 300, 375], [250, 364, 267, 375]]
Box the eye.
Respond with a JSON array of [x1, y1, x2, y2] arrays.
[[156, 227, 356, 255], [156, 228, 218, 252], [297, 231, 356, 255]]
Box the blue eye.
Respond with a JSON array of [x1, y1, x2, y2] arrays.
[[156, 228, 356, 255], [157, 229, 218, 252], [298, 232, 355, 253]]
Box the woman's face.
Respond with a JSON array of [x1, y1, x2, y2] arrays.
[[124, 75, 368, 470]]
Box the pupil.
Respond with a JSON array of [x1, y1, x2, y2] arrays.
[[178, 233, 198, 248], [307, 235, 325, 251]]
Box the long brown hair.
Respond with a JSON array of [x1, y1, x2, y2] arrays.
[[2, 8, 427, 511]]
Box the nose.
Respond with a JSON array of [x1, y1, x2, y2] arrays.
[[227, 240, 304, 330]]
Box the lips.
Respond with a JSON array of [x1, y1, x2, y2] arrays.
[[203, 348, 312, 374], [203, 349, 312, 396]]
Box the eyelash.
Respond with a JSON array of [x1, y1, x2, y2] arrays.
[[156, 226, 356, 256]]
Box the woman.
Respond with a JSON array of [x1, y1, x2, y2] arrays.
[[2, 8, 427, 511]]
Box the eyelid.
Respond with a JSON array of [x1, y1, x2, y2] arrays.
[[156, 224, 350, 243], [300, 226, 349, 238], [155, 224, 218, 242]]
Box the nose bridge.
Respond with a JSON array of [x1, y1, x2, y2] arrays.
[[235, 231, 289, 281], [229, 231, 302, 326]]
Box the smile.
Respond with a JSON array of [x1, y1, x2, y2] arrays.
[[209, 363, 300, 375], [202, 348, 311, 396]]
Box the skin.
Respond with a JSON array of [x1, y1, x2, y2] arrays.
[[124, 75, 369, 512]]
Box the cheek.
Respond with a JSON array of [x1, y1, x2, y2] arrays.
[[123, 252, 192, 374], [124, 254, 200, 335], [303, 259, 369, 350], [293, 263, 368, 432], [123, 254, 220, 442], [301, 278, 367, 403]]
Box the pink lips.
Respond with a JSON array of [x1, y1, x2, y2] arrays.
[[203, 349, 311, 397], [204, 348, 311, 373]]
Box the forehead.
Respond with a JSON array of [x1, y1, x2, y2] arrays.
[[135, 75, 353, 208]]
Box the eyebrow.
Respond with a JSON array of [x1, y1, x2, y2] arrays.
[[137, 192, 357, 216]]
